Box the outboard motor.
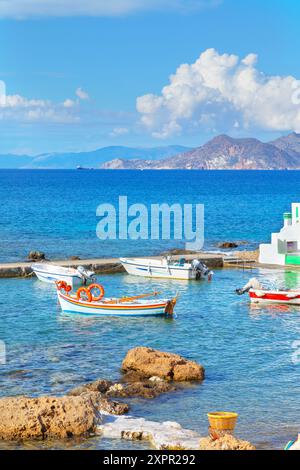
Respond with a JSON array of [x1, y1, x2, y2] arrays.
[[192, 259, 213, 281], [77, 266, 96, 285], [236, 277, 262, 295]]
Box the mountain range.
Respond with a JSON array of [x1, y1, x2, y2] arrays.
[[102, 133, 300, 170], [1, 133, 300, 169], [0, 145, 190, 169]]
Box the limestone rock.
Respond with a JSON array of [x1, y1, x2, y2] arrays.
[[199, 434, 256, 450], [218, 242, 238, 249], [97, 397, 129, 415], [108, 383, 124, 394], [28, 251, 46, 261], [68, 379, 113, 396], [109, 380, 175, 399], [0, 395, 100, 440], [67, 384, 129, 415], [122, 347, 205, 382], [69, 375, 173, 401]]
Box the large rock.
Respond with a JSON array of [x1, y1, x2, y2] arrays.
[[122, 347, 205, 382], [218, 242, 238, 249], [28, 250, 45, 261], [199, 435, 256, 450], [0, 395, 100, 440], [67, 383, 129, 415]]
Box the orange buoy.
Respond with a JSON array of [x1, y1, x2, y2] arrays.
[[56, 281, 72, 295], [76, 287, 92, 302], [88, 283, 105, 301], [56, 280, 67, 291]]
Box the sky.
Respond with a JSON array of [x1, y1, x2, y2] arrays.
[[0, 0, 299, 155]]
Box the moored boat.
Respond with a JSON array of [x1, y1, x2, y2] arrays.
[[120, 257, 213, 281], [31, 263, 95, 287], [56, 281, 177, 317], [236, 277, 300, 305]]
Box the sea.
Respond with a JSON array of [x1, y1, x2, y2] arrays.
[[0, 169, 300, 450]]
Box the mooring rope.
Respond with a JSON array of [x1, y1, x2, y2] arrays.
[[22, 271, 35, 278]]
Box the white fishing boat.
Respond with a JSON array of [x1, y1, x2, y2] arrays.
[[56, 282, 177, 317], [120, 257, 213, 281], [236, 277, 300, 305], [31, 263, 95, 287]]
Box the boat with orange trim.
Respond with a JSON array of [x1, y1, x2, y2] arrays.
[[56, 282, 178, 317], [236, 277, 300, 305]]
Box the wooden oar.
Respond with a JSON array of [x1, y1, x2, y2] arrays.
[[114, 291, 161, 304]]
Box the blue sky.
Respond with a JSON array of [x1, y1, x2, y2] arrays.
[[0, 0, 299, 154]]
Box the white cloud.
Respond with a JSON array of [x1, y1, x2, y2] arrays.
[[0, 92, 79, 123], [136, 48, 300, 138], [0, 88, 135, 131], [63, 98, 75, 108], [76, 87, 89, 100], [110, 126, 129, 137], [0, 1, 221, 19], [0, 87, 92, 122], [3, 94, 49, 108]]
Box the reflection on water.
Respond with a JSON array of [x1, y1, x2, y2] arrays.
[[0, 269, 300, 450], [249, 302, 300, 317], [255, 267, 300, 291]]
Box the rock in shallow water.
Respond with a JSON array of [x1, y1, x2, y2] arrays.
[[28, 251, 46, 261], [68, 374, 175, 401], [122, 347, 205, 382], [218, 242, 238, 249], [67, 385, 129, 416], [67, 379, 113, 396], [108, 380, 175, 399], [0, 395, 100, 440], [199, 434, 256, 450]]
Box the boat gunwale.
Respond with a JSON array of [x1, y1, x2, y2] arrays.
[[120, 257, 193, 272], [58, 292, 170, 310]]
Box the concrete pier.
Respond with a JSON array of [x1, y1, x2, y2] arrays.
[[0, 253, 224, 279]]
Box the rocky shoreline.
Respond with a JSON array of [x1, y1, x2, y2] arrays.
[[0, 347, 255, 450]]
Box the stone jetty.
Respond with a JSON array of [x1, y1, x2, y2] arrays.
[[0, 253, 223, 279]]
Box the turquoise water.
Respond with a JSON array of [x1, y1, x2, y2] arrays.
[[1, 268, 300, 450], [1, 169, 300, 262], [1, 170, 300, 449]]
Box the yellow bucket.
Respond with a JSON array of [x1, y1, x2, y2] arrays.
[[207, 412, 238, 431]]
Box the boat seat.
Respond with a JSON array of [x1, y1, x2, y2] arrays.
[[176, 258, 185, 266]]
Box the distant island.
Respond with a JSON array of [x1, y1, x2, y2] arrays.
[[102, 133, 300, 170], [1, 133, 300, 170], [0, 145, 190, 170]]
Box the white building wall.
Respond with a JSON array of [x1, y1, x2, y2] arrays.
[[259, 243, 286, 265], [259, 203, 300, 266]]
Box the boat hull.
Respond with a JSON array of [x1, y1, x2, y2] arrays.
[[31, 263, 86, 287], [249, 289, 300, 305], [34, 270, 82, 286], [120, 258, 197, 280], [57, 292, 171, 317]]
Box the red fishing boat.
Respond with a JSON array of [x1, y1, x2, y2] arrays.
[[236, 277, 300, 305]]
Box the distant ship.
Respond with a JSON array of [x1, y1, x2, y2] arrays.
[[76, 165, 94, 170]]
